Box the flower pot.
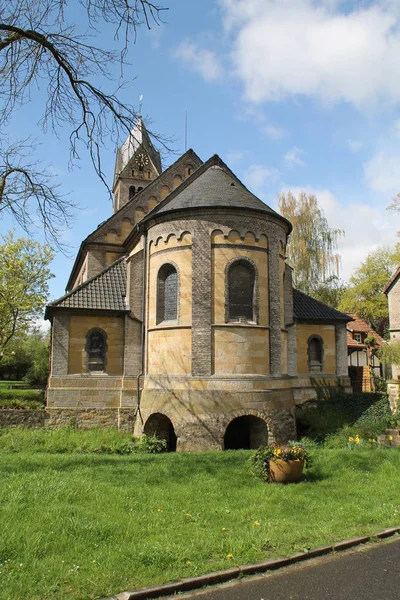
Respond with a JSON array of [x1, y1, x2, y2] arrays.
[[269, 458, 304, 483]]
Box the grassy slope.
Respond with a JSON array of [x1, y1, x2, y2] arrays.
[[1, 445, 400, 600]]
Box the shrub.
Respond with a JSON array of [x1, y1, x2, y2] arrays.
[[0, 398, 44, 410], [0, 390, 45, 405], [132, 435, 167, 454], [296, 389, 387, 442]]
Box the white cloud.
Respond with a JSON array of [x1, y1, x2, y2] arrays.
[[281, 186, 399, 281], [284, 147, 306, 167], [174, 41, 224, 83], [263, 123, 285, 140], [348, 139, 363, 153], [243, 164, 280, 192], [219, 0, 400, 109], [364, 151, 400, 194]]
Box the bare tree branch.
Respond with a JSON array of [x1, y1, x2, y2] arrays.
[[0, 0, 170, 248]]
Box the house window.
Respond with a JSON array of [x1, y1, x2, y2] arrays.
[[157, 264, 178, 323], [308, 336, 323, 372], [86, 329, 107, 372], [228, 260, 255, 321], [354, 333, 362, 343], [129, 186, 136, 201]]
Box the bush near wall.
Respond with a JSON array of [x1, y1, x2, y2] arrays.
[[0, 389, 45, 409], [296, 390, 393, 442]]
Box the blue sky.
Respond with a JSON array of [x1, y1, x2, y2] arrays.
[[3, 0, 400, 306]]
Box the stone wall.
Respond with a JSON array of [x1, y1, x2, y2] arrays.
[[68, 315, 125, 375], [296, 323, 337, 375], [0, 410, 47, 428], [46, 408, 136, 432], [387, 278, 400, 379]]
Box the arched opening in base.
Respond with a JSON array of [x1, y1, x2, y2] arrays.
[[143, 413, 177, 452], [224, 415, 268, 450]]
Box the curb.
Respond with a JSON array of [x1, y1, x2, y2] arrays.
[[101, 526, 400, 600]]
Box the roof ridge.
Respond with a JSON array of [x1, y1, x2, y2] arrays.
[[293, 288, 352, 321], [140, 153, 292, 230]]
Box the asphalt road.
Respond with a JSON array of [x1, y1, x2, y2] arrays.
[[167, 537, 400, 600]]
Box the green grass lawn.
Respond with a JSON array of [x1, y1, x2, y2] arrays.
[[0, 432, 400, 600]]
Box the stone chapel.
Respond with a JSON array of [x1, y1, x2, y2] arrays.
[[45, 118, 352, 451]]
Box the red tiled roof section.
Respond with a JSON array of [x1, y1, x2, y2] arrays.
[[346, 313, 384, 346]]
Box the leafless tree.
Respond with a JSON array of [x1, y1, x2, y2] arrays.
[[0, 0, 168, 248]]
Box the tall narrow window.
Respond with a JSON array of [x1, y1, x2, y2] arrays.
[[308, 336, 323, 372], [228, 260, 255, 321], [157, 264, 178, 323], [86, 329, 107, 372], [129, 186, 136, 201]]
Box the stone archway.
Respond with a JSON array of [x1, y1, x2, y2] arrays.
[[143, 412, 177, 452], [223, 415, 268, 450]]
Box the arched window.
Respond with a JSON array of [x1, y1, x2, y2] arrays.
[[137, 186, 143, 192], [228, 260, 255, 321], [129, 186, 135, 201], [308, 336, 323, 372], [157, 264, 178, 323], [86, 329, 107, 372]]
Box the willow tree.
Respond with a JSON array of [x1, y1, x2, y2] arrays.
[[279, 191, 343, 296]]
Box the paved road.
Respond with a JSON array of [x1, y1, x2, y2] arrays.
[[167, 537, 400, 600]]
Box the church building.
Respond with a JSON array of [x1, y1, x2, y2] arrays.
[[45, 119, 351, 451]]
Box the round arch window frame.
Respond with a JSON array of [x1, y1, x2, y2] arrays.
[[224, 256, 260, 324], [156, 261, 180, 325], [307, 334, 324, 373], [85, 328, 108, 373]]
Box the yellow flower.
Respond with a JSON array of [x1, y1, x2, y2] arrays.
[[226, 554, 233, 559], [349, 437, 354, 443], [185, 513, 191, 517], [157, 508, 162, 512], [186, 561, 191, 566], [389, 435, 393, 441], [221, 527, 226, 531], [253, 521, 260, 526]]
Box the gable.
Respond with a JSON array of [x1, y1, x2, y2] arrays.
[[66, 149, 203, 291]]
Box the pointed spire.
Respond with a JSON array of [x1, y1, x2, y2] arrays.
[[115, 115, 162, 177]]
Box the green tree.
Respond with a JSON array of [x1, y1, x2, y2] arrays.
[[0, 330, 49, 383], [338, 244, 400, 337], [0, 231, 54, 356], [311, 275, 347, 310], [0, 1, 167, 247], [279, 191, 344, 296]]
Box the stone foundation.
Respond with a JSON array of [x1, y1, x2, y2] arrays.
[[134, 386, 297, 451]]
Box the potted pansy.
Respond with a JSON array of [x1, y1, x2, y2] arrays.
[[250, 441, 310, 483]]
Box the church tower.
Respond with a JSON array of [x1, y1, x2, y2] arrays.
[[112, 116, 162, 213]]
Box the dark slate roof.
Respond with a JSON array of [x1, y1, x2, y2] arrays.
[[46, 257, 128, 317], [148, 156, 292, 230], [293, 289, 352, 322]]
